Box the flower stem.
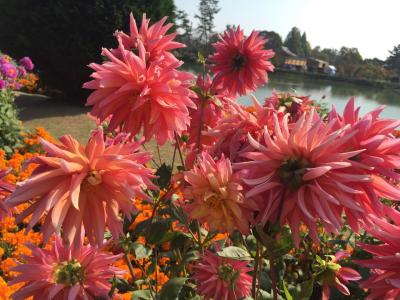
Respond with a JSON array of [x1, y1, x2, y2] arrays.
[[268, 247, 278, 300], [252, 241, 261, 300], [174, 132, 186, 170], [124, 252, 136, 283], [195, 98, 206, 154]]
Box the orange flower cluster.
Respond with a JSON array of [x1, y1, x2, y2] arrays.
[[16, 73, 39, 93]]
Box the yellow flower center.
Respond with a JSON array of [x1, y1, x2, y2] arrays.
[[53, 259, 84, 286]]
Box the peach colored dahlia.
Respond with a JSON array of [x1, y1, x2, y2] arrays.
[[84, 39, 195, 145], [193, 250, 252, 300], [9, 237, 124, 299], [0, 169, 14, 220], [6, 127, 156, 247], [236, 110, 376, 246], [210, 26, 274, 96], [184, 152, 257, 234]]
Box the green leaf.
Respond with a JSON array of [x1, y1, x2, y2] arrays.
[[283, 281, 293, 300], [160, 277, 188, 300], [217, 246, 253, 260], [148, 220, 171, 245], [132, 242, 152, 259], [131, 290, 153, 300], [155, 163, 172, 189], [113, 278, 135, 293], [288, 279, 314, 300]]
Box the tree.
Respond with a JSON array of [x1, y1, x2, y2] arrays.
[[301, 33, 312, 57], [284, 27, 304, 56], [259, 31, 283, 66], [175, 9, 196, 63], [0, 0, 176, 101], [195, 0, 220, 53], [386, 44, 400, 81], [336, 47, 363, 77]]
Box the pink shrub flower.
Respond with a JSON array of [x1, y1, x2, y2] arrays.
[[193, 250, 252, 300], [315, 251, 361, 300], [6, 127, 156, 247], [355, 208, 400, 299], [18, 56, 34, 71], [184, 152, 257, 234], [84, 39, 195, 145], [113, 13, 184, 65], [236, 110, 377, 246], [9, 236, 124, 299], [210, 26, 274, 96]]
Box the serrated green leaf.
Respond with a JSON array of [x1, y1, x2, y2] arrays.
[[132, 242, 152, 259]]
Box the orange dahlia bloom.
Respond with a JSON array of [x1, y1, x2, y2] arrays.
[[184, 152, 257, 234], [6, 127, 156, 247]]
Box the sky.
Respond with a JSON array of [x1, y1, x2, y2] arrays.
[[175, 0, 400, 60]]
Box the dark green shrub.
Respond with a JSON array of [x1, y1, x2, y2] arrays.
[[0, 90, 22, 153], [0, 0, 176, 102]]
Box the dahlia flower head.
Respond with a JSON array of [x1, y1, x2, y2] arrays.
[[356, 208, 400, 299], [84, 37, 195, 145], [210, 26, 275, 96], [235, 108, 383, 246], [265, 92, 318, 123], [329, 97, 400, 202], [0, 169, 14, 220], [9, 236, 124, 299], [6, 127, 156, 247], [184, 152, 257, 234], [186, 74, 233, 148], [314, 251, 361, 300], [208, 96, 282, 163], [113, 13, 184, 66], [193, 250, 252, 300]]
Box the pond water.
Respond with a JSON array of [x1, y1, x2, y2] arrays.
[[238, 72, 400, 119]]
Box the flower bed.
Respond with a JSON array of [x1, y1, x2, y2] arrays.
[[0, 13, 400, 300]]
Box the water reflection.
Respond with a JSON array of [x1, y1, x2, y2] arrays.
[[238, 72, 400, 119]]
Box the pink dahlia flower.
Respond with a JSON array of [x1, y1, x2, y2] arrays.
[[193, 250, 252, 300], [186, 74, 231, 148], [315, 251, 361, 300], [208, 96, 281, 163], [113, 13, 184, 65], [329, 98, 400, 202], [210, 26, 275, 96], [0, 169, 14, 220], [184, 152, 257, 234], [9, 236, 124, 299], [6, 127, 156, 247], [236, 110, 376, 246], [84, 39, 195, 145], [355, 208, 400, 299]]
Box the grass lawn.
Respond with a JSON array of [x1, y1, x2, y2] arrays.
[[15, 93, 176, 164]]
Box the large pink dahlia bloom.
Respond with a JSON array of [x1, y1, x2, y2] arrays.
[[193, 250, 252, 300], [184, 152, 257, 234], [236, 111, 376, 246], [6, 127, 156, 247], [9, 237, 124, 299], [329, 98, 400, 201], [355, 208, 400, 299], [210, 26, 275, 96], [84, 39, 195, 145], [113, 13, 184, 65]]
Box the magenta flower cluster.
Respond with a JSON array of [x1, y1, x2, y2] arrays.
[[0, 53, 34, 91]]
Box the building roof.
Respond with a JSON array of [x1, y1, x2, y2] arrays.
[[281, 46, 297, 57]]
